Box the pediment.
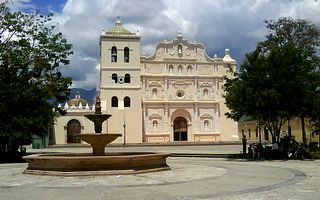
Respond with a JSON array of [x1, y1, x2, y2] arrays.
[[148, 113, 162, 120], [199, 82, 212, 88], [200, 113, 213, 119], [172, 80, 192, 89], [148, 81, 163, 87]]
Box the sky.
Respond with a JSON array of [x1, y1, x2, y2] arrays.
[[3, 0, 320, 89]]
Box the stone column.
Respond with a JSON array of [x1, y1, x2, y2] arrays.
[[194, 104, 199, 133]]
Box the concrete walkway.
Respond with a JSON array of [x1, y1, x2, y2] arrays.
[[1, 145, 319, 199]]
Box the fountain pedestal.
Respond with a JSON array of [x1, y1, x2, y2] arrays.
[[74, 97, 122, 156], [75, 134, 122, 156]]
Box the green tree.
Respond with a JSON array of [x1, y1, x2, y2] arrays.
[[0, 2, 72, 158], [224, 17, 320, 143], [261, 18, 320, 144], [309, 89, 320, 145]]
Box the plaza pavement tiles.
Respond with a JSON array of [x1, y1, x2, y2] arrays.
[[1, 157, 320, 200]]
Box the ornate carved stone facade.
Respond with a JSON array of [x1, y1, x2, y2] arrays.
[[141, 32, 238, 142]]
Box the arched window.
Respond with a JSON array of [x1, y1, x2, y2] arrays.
[[204, 120, 209, 131], [203, 88, 208, 97], [124, 47, 129, 63], [152, 120, 158, 132], [124, 74, 131, 83], [178, 65, 183, 74], [111, 46, 117, 62], [187, 65, 192, 74], [169, 65, 173, 74], [111, 96, 118, 107], [112, 73, 118, 83], [204, 120, 209, 127], [178, 44, 182, 54], [152, 88, 157, 98], [124, 96, 130, 107]]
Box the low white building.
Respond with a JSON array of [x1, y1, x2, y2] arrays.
[[53, 18, 239, 144], [53, 92, 94, 144]]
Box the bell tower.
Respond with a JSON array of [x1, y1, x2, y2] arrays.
[[99, 17, 142, 143]]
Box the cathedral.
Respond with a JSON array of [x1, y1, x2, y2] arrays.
[[53, 18, 239, 144]]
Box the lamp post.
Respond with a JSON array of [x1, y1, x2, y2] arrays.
[[118, 100, 126, 146], [123, 110, 126, 146]]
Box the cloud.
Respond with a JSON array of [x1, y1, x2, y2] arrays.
[[8, 0, 320, 89], [4, 0, 33, 11]]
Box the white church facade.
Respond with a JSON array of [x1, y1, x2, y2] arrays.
[[53, 18, 239, 144]]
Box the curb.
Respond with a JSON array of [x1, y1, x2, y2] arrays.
[[170, 153, 240, 158], [49, 142, 242, 148]]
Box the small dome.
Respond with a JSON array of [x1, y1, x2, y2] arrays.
[[68, 92, 88, 107], [105, 17, 132, 35], [222, 49, 236, 64]]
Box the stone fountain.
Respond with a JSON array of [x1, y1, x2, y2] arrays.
[[23, 96, 170, 176], [76, 96, 121, 156]]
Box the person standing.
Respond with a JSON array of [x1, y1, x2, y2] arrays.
[[256, 143, 263, 159], [242, 134, 247, 156]]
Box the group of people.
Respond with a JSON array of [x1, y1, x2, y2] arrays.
[[248, 143, 264, 159], [241, 134, 309, 159], [242, 134, 280, 159]]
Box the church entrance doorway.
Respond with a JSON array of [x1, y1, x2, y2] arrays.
[[173, 117, 188, 141], [67, 119, 81, 143]]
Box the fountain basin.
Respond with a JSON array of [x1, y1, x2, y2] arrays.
[[75, 133, 122, 156], [23, 152, 171, 176], [84, 113, 111, 122], [84, 113, 111, 133]]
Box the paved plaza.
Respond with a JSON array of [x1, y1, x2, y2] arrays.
[[1, 145, 320, 199]]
